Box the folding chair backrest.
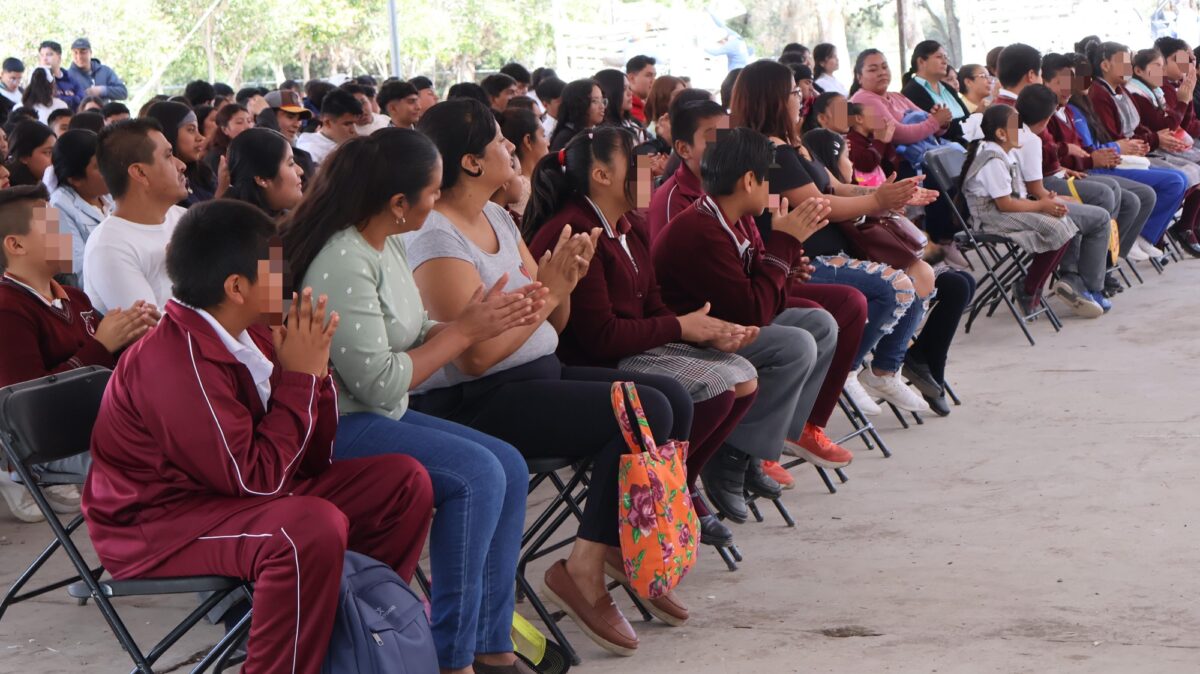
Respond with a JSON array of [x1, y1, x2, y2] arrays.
[[924, 146, 967, 195], [0, 366, 110, 468]]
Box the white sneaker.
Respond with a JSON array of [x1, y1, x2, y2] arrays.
[[0, 473, 45, 523], [1126, 244, 1150, 262], [1137, 237, 1164, 258], [858, 368, 931, 413], [844, 371, 882, 416], [45, 484, 82, 514]]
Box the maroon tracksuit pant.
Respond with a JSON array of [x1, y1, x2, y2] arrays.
[[136, 455, 433, 674]]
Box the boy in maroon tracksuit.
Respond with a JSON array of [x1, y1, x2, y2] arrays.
[[82, 200, 434, 674]]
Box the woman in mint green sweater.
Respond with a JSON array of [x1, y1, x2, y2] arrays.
[[281, 128, 545, 674]]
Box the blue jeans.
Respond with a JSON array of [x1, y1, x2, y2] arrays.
[[808, 254, 917, 369], [334, 410, 527, 669]]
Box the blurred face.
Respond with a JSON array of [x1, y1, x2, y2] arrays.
[[621, 79, 633, 112], [265, 145, 304, 212], [523, 125, 550, 165], [587, 85, 606, 125], [399, 158, 443, 232], [1047, 68, 1074, 104], [799, 79, 816, 101], [50, 116, 70, 137], [353, 93, 374, 125], [200, 111, 218, 151], [276, 110, 303, 140], [175, 120, 205, 163], [23, 135, 56, 181], [787, 83, 803, 124], [943, 66, 959, 92], [629, 65, 657, 99], [820, 96, 850, 133], [389, 95, 421, 128], [13, 204, 75, 275], [964, 67, 994, 98], [72, 48, 92, 70], [491, 84, 517, 112], [679, 113, 728, 174], [1137, 55, 1166, 88], [0, 164, 9, 189], [1164, 48, 1195, 80], [820, 50, 840, 73], [254, 245, 285, 326], [38, 48, 61, 70], [1104, 51, 1133, 83], [417, 88, 438, 117], [70, 156, 108, 200], [222, 110, 254, 140], [137, 130, 188, 202], [919, 48, 949, 79], [1, 70, 20, 91], [323, 113, 359, 143], [857, 53, 891, 94]]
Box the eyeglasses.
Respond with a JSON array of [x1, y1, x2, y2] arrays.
[[790, 87, 803, 98], [591, 97, 608, 106]]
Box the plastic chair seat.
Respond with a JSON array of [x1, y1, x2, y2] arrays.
[[68, 575, 244, 599]]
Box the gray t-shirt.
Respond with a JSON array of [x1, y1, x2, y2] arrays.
[[404, 201, 558, 389]]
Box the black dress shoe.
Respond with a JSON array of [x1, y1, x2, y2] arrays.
[[924, 392, 951, 417], [701, 446, 750, 523], [1103, 272, 1124, 297], [699, 514, 735, 547], [744, 457, 783, 500], [1173, 227, 1200, 258], [902, 353, 942, 399]]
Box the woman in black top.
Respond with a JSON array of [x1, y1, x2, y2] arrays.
[[730, 59, 935, 415], [548, 78, 606, 151]]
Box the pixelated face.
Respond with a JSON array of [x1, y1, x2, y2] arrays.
[[1109, 51, 1134, 82], [1047, 68, 1074, 103], [683, 114, 728, 172], [634, 154, 653, 208], [0, 164, 10, 190], [256, 240, 286, 326], [1139, 54, 1166, 88], [824, 95, 849, 133], [28, 205, 75, 274]]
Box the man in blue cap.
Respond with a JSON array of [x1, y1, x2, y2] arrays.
[[68, 38, 126, 103]]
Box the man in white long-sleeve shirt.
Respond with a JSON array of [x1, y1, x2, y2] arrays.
[[83, 118, 188, 314]]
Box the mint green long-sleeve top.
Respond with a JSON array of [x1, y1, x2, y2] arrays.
[[302, 228, 437, 419]]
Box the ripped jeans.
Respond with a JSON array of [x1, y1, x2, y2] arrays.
[[807, 254, 923, 372]]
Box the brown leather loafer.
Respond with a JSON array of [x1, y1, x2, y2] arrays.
[[603, 547, 690, 626], [542, 559, 638, 656]]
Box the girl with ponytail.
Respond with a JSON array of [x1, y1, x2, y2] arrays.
[[959, 105, 1075, 315], [812, 43, 847, 96], [526, 124, 761, 556]]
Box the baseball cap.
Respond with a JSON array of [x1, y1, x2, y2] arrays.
[[265, 89, 313, 119], [2, 58, 24, 73], [71, 38, 91, 51]]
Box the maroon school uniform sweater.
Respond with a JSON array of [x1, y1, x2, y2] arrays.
[[648, 161, 704, 243], [652, 196, 803, 327], [0, 274, 115, 388], [1163, 79, 1200, 137], [1047, 111, 1093, 171], [528, 197, 681, 367], [1089, 80, 1160, 149]]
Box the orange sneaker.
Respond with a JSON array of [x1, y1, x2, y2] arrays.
[[785, 424, 853, 469], [761, 460, 795, 489]]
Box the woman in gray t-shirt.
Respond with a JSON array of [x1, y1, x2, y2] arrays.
[[408, 99, 694, 656]]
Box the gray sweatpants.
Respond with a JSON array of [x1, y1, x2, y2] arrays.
[[1044, 175, 1117, 292], [725, 307, 838, 461], [1045, 174, 1152, 258]]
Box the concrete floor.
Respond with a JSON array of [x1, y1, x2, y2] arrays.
[[3, 259, 1200, 673]]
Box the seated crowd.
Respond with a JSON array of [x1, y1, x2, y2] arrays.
[[2, 31, 1198, 674]]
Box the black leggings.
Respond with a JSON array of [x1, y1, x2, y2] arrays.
[[410, 356, 693, 546], [909, 270, 976, 383]]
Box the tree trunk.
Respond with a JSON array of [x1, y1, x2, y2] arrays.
[[898, 0, 925, 66], [943, 0, 962, 65], [204, 14, 216, 82], [271, 62, 285, 87], [300, 47, 311, 82]]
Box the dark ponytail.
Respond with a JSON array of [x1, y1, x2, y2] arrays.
[[522, 125, 635, 241], [549, 78, 599, 151], [957, 105, 1015, 198], [280, 128, 440, 286], [849, 48, 883, 97]]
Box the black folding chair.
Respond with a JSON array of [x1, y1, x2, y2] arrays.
[[516, 457, 653, 665], [0, 367, 251, 674], [925, 147, 1062, 346]]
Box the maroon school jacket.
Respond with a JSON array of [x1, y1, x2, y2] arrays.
[[648, 161, 704, 244], [1047, 111, 1093, 172], [528, 197, 681, 367], [1163, 79, 1200, 137], [1090, 80, 1159, 149], [652, 195, 803, 327], [0, 274, 115, 388], [82, 300, 338, 578]]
